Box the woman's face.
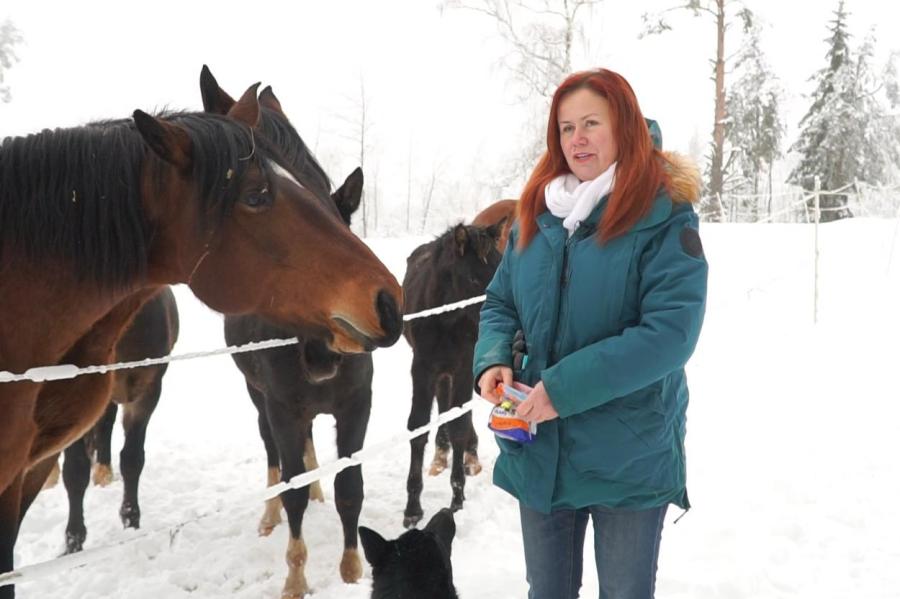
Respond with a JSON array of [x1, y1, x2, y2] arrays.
[[558, 88, 618, 182]]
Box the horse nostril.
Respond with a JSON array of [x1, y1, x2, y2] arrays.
[[376, 290, 402, 347]]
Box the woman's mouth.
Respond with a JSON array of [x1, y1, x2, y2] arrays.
[[573, 152, 593, 162]]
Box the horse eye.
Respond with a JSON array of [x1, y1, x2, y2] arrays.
[[241, 191, 273, 211]]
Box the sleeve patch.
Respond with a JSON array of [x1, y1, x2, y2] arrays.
[[680, 227, 704, 258]]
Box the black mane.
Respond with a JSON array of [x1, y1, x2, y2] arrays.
[[0, 111, 263, 289], [258, 106, 332, 201]]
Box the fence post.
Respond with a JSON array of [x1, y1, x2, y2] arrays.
[[716, 192, 726, 222], [813, 176, 821, 324]]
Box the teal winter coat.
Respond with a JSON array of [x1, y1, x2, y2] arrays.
[[473, 152, 708, 514]]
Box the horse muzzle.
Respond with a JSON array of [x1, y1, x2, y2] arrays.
[[330, 289, 402, 353]]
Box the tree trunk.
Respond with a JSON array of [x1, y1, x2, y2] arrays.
[[704, 0, 727, 222]]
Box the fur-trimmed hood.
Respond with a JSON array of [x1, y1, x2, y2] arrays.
[[661, 151, 702, 205]]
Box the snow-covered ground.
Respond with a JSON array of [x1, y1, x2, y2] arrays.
[[13, 219, 900, 598]]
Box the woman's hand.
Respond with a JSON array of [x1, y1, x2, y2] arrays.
[[477, 365, 513, 405], [516, 381, 558, 423]]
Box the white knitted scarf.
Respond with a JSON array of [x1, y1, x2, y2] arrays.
[[544, 162, 617, 236]]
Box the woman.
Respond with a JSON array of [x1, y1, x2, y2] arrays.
[[473, 68, 708, 599]]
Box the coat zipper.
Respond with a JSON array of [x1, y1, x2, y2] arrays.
[[550, 235, 576, 364]]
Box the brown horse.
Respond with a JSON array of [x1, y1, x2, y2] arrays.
[[401, 222, 505, 528], [0, 87, 402, 598], [425, 199, 517, 478]]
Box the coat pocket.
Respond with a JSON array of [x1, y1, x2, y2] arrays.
[[564, 389, 675, 489], [495, 435, 525, 456]]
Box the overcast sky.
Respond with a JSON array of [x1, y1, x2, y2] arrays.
[[1, 0, 895, 218]]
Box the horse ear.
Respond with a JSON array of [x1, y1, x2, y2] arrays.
[[454, 224, 468, 257], [227, 83, 262, 128], [259, 85, 285, 116], [358, 526, 390, 567], [486, 216, 509, 241], [199, 64, 236, 115], [133, 110, 193, 172], [332, 167, 364, 225], [424, 508, 456, 557]]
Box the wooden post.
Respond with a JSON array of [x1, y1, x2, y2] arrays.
[[813, 176, 821, 325]]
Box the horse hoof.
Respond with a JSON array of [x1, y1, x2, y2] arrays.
[[63, 532, 85, 555], [403, 513, 423, 529], [92, 463, 114, 487], [429, 449, 449, 476], [464, 451, 482, 476], [339, 548, 362, 583], [449, 499, 464, 513], [258, 523, 277, 537], [120, 504, 140, 529], [309, 481, 325, 503]]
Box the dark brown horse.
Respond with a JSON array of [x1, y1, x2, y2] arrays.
[[401, 222, 504, 528], [0, 87, 402, 598], [204, 66, 375, 598], [59, 286, 178, 554], [426, 198, 518, 474]]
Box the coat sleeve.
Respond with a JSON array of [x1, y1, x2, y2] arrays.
[[541, 210, 708, 418], [472, 227, 522, 393]]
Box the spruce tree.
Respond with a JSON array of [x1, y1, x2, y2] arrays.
[[723, 10, 784, 220], [789, 1, 900, 222]]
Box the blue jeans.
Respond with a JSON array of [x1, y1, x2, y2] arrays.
[[519, 502, 668, 599]]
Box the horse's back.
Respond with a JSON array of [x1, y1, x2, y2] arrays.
[[471, 199, 516, 252]]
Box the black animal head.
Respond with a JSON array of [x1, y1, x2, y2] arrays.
[[359, 509, 459, 599]]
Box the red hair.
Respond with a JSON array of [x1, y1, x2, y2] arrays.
[[517, 69, 670, 249]]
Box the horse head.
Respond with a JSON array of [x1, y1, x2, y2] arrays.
[[134, 88, 401, 354]]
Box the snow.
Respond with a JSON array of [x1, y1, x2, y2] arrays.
[[12, 219, 900, 598]]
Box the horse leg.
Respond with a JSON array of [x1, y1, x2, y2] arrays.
[[0, 473, 24, 599], [333, 388, 371, 584], [0, 385, 39, 495], [41, 459, 61, 491], [303, 426, 325, 503], [92, 402, 118, 487], [446, 366, 477, 512], [62, 437, 91, 554], [267, 402, 311, 599], [404, 356, 437, 528], [458, 362, 482, 476], [118, 373, 162, 530], [19, 455, 60, 523], [429, 419, 451, 477], [248, 384, 282, 537]]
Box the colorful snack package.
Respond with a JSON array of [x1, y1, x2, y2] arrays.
[[488, 382, 538, 444]]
